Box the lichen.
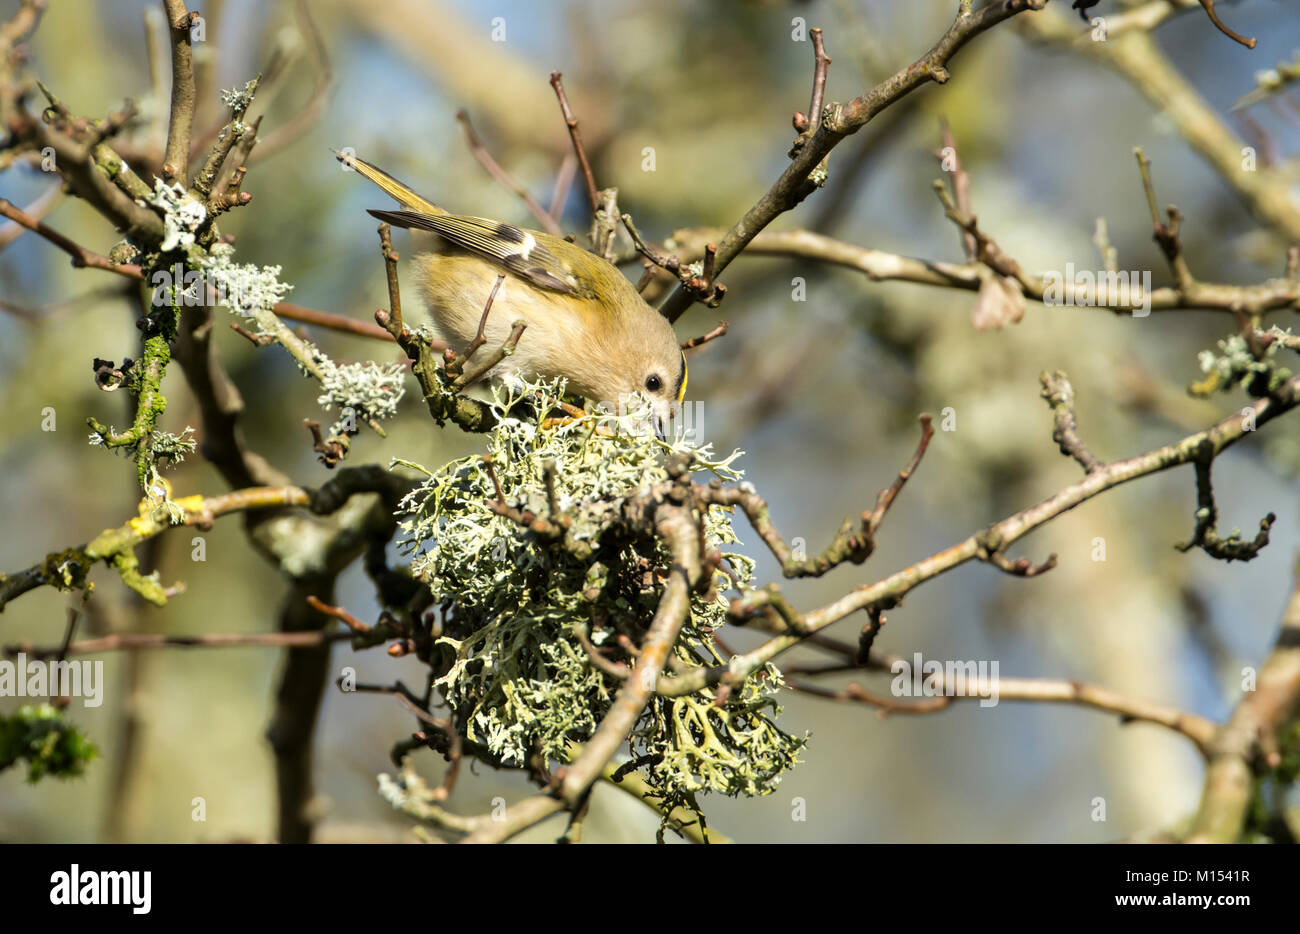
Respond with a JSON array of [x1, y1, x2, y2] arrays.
[[392, 378, 805, 824], [1193, 331, 1292, 398], [144, 179, 207, 252], [200, 242, 294, 328], [313, 351, 405, 438]]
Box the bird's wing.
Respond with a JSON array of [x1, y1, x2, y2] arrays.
[[367, 208, 582, 296], [334, 151, 445, 216]]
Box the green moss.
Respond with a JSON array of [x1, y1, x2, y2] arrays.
[[0, 705, 98, 783]]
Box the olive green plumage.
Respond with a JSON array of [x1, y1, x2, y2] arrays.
[[339, 152, 687, 427]]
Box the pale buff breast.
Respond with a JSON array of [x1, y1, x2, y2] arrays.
[[411, 252, 632, 404]]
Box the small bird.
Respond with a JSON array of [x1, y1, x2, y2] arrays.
[[338, 152, 687, 434]]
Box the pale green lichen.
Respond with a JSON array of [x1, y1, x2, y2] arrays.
[[150, 426, 197, 465], [200, 244, 404, 443], [313, 352, 405, 437], [144, 179, 207, 252], [1194, 332, 1292, 397], [200, 242, 294, 329], [392, 379, 804, 822], [220, 78, 259, 115]]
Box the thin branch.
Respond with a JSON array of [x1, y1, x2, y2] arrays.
[[0, 485, 312, 610], [680, 321, 728, 352], [659, 0, 1049, 321], [457, 109, 565, 236], [1195, 0, 1255, 49], [1175, 439, 1275, 562], [376, 221, 405, 331], [1019, 10, 1299, 242], [0, 183, 62, 253], [3, 630, 351, 660], [792, 663, 1219, 754], [454, 275, 506, 371], [1039, 370, 1104, 474], [661, 370, 1300, 695], [700, 415, 934, 579], [666, 226, 1300, 318], [161, 0, 197, 181], [622, 214, 726, 308], [936, 115, 976, 260], [0, 198, 399, 341], [1187, 553, 1300, 841], [804, 27, 832, 132], [866, 413, 934, 536], [247, 0, 334, 165], [548, 152, 577, 222], [452, 319, 526, 392], [304, 595, 371, 634], [1133, 147, 1193, 291], [0, 198, 140, 277], [549, 71, 599, 215]]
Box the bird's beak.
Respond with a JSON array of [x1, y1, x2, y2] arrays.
[[654, 418, 667, 443]]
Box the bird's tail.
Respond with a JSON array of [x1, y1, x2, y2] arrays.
[[332, 150, 447, 216]]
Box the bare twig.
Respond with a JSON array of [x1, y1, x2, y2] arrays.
[[0, 198, 139, 277], [0, 183, 61, 253], [457, 275, 506, 368], [866, 414, 935, 536], [936, 116, 976, 260], [659, 0, 1049, 322], [680, 322, 728, 352], [304, 595, 371, 634], [4, 630, 350, 660], [663, 226, 1300, 318], [548, 152, 577, 222], [1195, 0, 1255, 49], [161, 0, 197, 181], [661, 370, 1300, 695], [457, 109, 565, 235], [247, 0, 334, 165], [452, 319, 526, 392], [549, 71, 599, 215], [802, 27, 832, 133], [1133, 148, 1193, 291], [0, 198, 398, 341]]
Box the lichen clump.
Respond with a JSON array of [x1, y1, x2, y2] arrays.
[[394, 379, 804, 818], [1193, 329, 1293, 397]]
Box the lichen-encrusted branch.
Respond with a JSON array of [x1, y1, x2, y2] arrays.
[[1040, 370, 1103, 474], [0, 484, 311, 609], [1175, 440, 1275, 562]]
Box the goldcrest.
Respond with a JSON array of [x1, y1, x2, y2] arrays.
[[339, 152, 687, 433]]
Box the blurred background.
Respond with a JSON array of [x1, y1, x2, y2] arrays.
[[1, 0, 1298, 842]]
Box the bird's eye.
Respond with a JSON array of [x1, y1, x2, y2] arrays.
[[645, 374, 663, 393]]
